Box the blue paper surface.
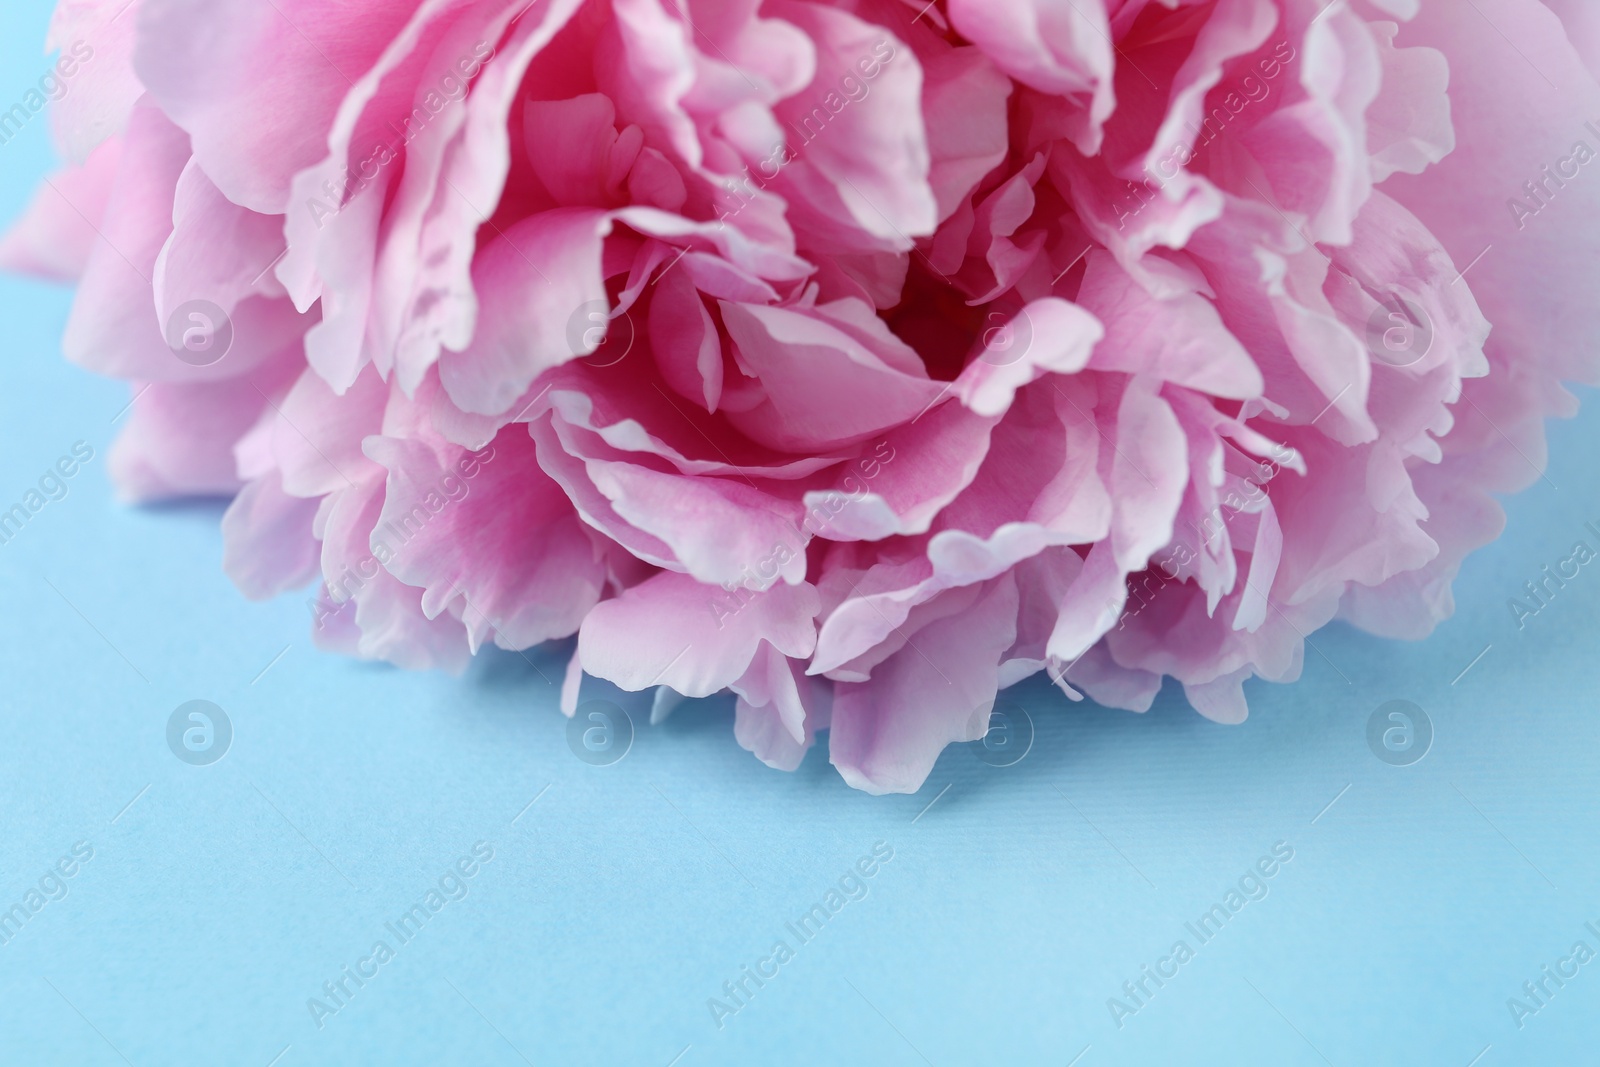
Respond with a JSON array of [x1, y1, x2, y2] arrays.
[[2, 4, 1598, 1063]]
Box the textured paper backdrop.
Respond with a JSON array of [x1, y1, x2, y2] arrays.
[[1, 3, 1597, 1063]]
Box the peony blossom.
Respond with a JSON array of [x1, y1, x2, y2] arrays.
[[7, 0, 1600, 792]]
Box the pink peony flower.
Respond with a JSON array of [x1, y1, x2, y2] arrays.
[[7, 0, 1600, 792]]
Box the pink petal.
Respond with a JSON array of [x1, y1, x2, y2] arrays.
[[578, 570, 819, 697]]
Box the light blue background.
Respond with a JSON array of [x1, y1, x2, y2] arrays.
[[2, 3, 1598, 1064]]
